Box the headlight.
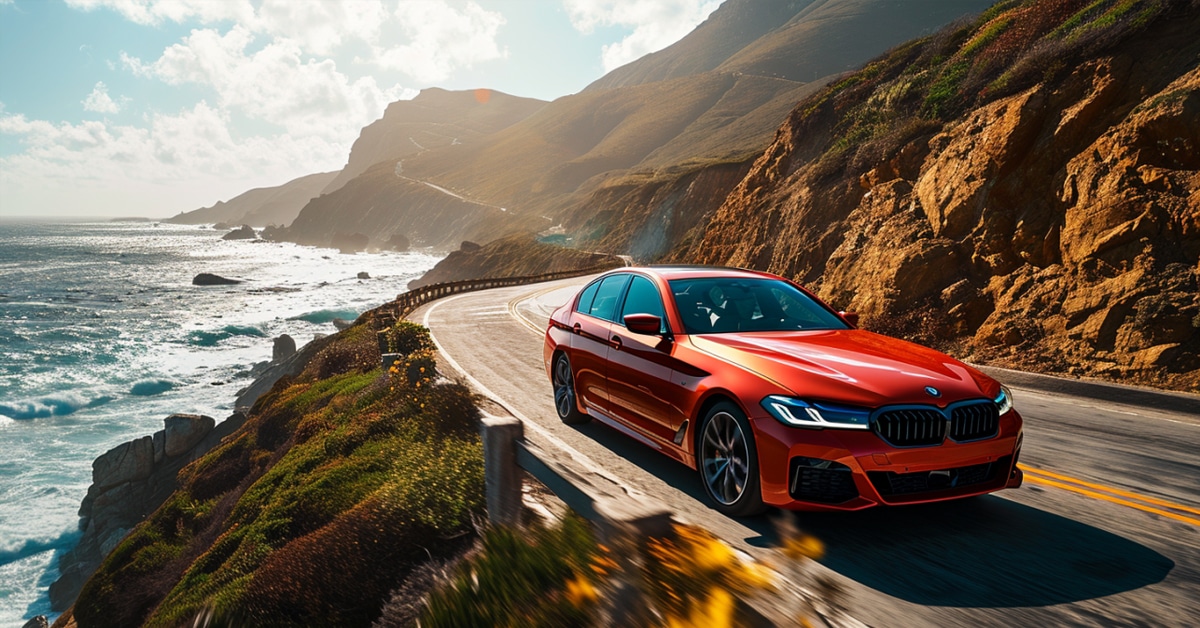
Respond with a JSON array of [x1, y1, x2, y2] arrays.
[[762, 396, 871, 430], [994, 385, 1014, 415]]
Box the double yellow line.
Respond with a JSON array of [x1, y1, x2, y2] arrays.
[[1020, 464, 1200, 527]]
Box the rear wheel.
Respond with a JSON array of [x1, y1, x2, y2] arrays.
[[699, 401, 765, 517], [552, 353, 590, 425]]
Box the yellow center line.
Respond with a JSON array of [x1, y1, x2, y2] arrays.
[[1020, 464, 1200, 517], [1021, 474, 1200, 527]]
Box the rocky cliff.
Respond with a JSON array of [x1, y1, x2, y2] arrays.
[[49, 413, 246, 611], [677, 0, 1200, 390], [166, 171, 337, 228], [407, 234, 624, 289], [281, 0, 992, 253]]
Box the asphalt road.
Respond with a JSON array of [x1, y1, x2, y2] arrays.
[[410, 276, 1200, 627]]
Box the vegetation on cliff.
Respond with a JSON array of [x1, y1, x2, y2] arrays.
[[60, 322, 485, 627], [678, 0, 1199, 390], [407, 234, 625, 289]]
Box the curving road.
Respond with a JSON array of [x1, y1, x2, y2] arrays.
[[410, 275, 1200, 627]]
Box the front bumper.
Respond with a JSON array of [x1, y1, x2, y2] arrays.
[[752, 409, 1024, 511]]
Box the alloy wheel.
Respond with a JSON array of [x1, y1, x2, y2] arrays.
[[701, 411, 750, 505]]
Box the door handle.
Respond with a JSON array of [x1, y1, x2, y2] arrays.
[[573, 323, 581, 335], [610, 335, 622, 350]]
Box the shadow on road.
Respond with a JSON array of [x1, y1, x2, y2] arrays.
[[573, 420, 1174, 609]]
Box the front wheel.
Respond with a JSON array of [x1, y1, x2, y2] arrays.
[[552, 353, 590, 425], [698, 401, 765, 517]]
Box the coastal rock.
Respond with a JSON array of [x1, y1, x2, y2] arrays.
[[273, 334, 296, 362], [92, 436, 154, 491], [222, 225, 257, 240], [193, 273, 241, 286], [21, 615, 48, 628], [332, 232, 369, 253], [387, 233, 410, 251], [357, 271, 370, 279], [164, 414, 215, 458], [51, 411, 247, 612], [332, 318, 354, 331]]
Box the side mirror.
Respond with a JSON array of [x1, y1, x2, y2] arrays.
[[624, 313, 664, 336], [840, 310, 859, 327]]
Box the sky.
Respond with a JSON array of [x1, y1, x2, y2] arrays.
[[0, 0, 720, 219]]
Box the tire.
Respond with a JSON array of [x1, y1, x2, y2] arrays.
[[552, 353, 590, 425], [698, 401, 765, 517]]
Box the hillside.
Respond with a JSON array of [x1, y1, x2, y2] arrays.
[[320, 87, 547, 195], [674, 0, 1200, 390], [281, 0, 993, 253], [166, 171, 337, 227], [407, 234, 624, 289], [54, 323, 484, 627]]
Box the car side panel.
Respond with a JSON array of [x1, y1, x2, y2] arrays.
[[607, 324, 686, 444], [570, 312, 614, 412]]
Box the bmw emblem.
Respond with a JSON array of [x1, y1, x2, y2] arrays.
[[925, 386, 941, 398]]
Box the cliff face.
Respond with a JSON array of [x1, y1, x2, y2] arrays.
[[406, 234, 624, 289], [282, 0, 993, 252], [166, 171, 337, 227], [320, 88, 547, 195], [680, 1, 1200, 389], [49, 413, 246, 612]]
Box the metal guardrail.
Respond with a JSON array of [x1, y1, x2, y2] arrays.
[[361, 261, 625, 330]]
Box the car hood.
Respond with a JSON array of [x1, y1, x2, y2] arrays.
[[690, 329, 997, 408]]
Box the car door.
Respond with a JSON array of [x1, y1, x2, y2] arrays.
[[606, 274, 684, 444], [570, 273, 629, 413]]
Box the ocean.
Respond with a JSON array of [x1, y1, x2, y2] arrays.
[[0, 221, 440, 624]]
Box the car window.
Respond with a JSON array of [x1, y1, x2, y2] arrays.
[[669, 277, 848, 334], [588, 274, 631, 322], [620, 275, 667, 333], [575, 280, 600, 314]]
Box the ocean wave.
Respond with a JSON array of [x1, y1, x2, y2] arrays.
[[129, 379, 177, 396], [290, 308, 361, 324], [0, 529, 81, 568], [0, 392, 111, 420], [187, 325, 265, 347]]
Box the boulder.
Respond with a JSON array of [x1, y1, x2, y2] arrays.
[[273, 334, 296, 362], [387, 233, 410, 251], [92, 436, 154, 491], [222, 224, 257, 240], [21, 616, 48, 628], [357, 271, 370, 279], [193, 273, 241, 285], [459, 240, 481, 252], [332, 318, 354, 331], [164, 414, 215, 458], [331, 232, 369, 253]]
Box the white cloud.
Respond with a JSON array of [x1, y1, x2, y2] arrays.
[[123, 26, 413, 140], [64, 0, 254, 26], [0, 103, 354, 215], [563, 0, 720, 72], [70, 0, 506, 82], [82, 81, 121, 113], [256, 0, 388, 57], [374, 0, 507, 82]]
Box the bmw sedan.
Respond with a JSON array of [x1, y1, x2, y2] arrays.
[[543, 266, 1024, 516]]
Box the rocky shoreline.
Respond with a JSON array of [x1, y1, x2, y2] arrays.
[[47, 331, 318, 614]]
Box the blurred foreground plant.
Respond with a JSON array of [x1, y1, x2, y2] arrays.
[[419, 510, 835, 628]]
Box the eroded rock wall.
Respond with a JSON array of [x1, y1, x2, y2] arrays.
[[684, 16, 1200, 390]]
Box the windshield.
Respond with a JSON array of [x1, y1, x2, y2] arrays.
[[669, 277, 850, 334]]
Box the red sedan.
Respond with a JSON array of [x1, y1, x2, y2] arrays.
[[544, 266, 1023, 516]]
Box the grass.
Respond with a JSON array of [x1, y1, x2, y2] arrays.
[[70, 319, 486, 628]]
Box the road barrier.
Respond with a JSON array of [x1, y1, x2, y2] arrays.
[[365, 261, 625, 361]]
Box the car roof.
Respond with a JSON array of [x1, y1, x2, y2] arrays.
[[621, 265, 779, 281]]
